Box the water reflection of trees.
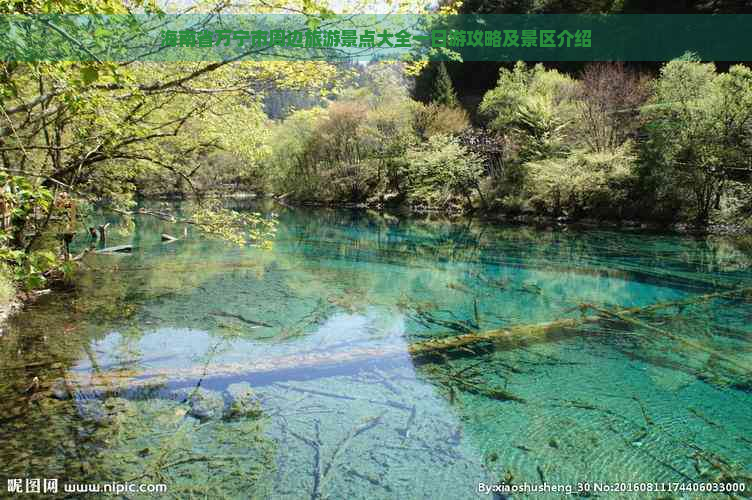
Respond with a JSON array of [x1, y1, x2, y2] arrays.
[[75, 203, 752, 346], [275, 206, 752, 290]]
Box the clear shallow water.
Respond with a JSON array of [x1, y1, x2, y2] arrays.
[[2, 203, 752, 499]]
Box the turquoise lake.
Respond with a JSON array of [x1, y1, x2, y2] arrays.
[[1, 202, 751, 499]]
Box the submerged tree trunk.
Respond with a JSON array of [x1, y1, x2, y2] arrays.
[[53, 286, 752, 396]]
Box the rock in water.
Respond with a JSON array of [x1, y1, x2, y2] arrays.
[[184, 388, 225, 420], [224, 382, 262, 419], [50, 380, 71, 400], [76, 399, 110, 425]]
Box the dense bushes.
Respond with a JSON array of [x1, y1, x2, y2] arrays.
[[412, 103, 470, 139], [525, 142, 636, 217], [642, 57, 752, 223], [476, 58, 752, 225], [262, 91, 472, 208], [480, 62, 578, 161], [478, 62, 640, 217], [0, 175, 73, 291], [402, 135, 483, 209], [263, 99, 408, 203], [259, 58, 751, 226]]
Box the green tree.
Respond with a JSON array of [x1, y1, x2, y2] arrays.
[[402, 134, 483, 209], [643, 55, 752, 223], [480, 62, 577, 161], [430, 62, 459, 108], [0, 0, 348, 291], [263, 91, 419, 203]]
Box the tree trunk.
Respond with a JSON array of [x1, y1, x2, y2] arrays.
[[55, 286, 752, 396]]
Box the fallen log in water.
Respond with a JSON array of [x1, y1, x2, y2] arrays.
[[54, 286, 752, 396], [407, 285, 752, 360], [209, 310, 274, 328], [95, 244, 133, 254]]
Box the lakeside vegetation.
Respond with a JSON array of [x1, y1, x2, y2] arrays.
[[1, 0, 752, 298], [257, 57, 752, 228]]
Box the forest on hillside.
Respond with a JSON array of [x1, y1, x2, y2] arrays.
[[1, 0, 752, 298]]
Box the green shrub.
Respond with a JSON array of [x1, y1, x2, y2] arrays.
[[412, 102, 470, 140], [525, 142, 636, 216], [642, 56, 752, 223], [480, 62, 578, 161], [264, 107, 328, 199], [402, 134, 484, 209], [0, 174, 70, 291], [265, 96, 418, 202]]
